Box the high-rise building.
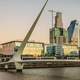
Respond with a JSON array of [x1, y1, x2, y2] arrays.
[[55, 12, 63, 28], [67, 20, 77, 42], [49, 12, 68, 44], [67, 20, 79, 44]]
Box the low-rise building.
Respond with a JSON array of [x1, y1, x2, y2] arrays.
[[45, 43, 79, 59], [62, 44, 78, 56], [0, 41, 44, 57], [46, 44, 64, 58]]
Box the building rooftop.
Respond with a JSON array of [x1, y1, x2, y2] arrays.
[[0, 40, 44, 45]]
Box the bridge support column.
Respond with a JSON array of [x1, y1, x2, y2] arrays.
[[5, 64, 8, 71], [15, 62, 23, 72]]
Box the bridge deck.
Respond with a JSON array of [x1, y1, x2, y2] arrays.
[[0, 59, 80, 70]]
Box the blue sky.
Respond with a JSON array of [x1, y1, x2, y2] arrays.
[[0, 0, 80, 43]]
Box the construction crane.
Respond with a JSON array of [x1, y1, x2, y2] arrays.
[[48, 10, 56, 27]]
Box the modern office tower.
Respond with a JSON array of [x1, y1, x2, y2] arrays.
[[55, 12, 63, 28], [67, 20, 79, 44], [68, 20, 80, 58]]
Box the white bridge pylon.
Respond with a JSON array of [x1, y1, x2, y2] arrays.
[[6, 0, 48, 71]]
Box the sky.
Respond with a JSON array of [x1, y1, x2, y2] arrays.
[[0, 0, 80, 44]]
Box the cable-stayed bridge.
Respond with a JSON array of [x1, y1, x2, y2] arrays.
[[0, 0, 80, 72], [0, 0, 49, 72]]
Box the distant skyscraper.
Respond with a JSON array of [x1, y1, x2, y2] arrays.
[[55, 12, 63, 28], [67, 20, 78, 43]]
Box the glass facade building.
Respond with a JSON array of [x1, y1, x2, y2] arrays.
[[67, 20, 78, 43]]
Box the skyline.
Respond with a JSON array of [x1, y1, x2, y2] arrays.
[[0, 0, 80, 43]]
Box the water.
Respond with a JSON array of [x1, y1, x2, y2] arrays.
[[0, 67, 80, 80]]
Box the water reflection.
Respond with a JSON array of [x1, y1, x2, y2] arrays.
[[0, 68, 80, 80]]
